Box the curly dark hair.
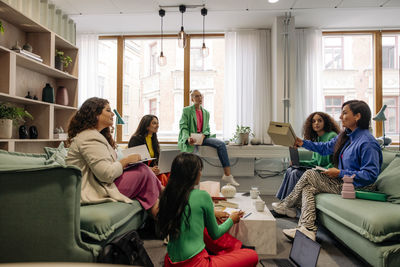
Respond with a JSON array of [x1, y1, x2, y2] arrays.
[[303, 112, 341, 141], [333, 100, 371, 167], [157, 153, 203, 240], [67, 97, 116, 149]]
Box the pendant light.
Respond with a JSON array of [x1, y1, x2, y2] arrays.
[[178, 5, 187, 48], [158, 9, 167, 66], [200, 7, 209, 58]]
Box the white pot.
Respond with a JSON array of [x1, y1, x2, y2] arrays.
[[0, 119, 13, 139]]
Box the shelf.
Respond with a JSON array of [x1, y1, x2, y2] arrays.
[[0, 93, 77, 111], [0, 139, 66, 142], [55, 35, 78, 50], [15, 51, 77, 80]]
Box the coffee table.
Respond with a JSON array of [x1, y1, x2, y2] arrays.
[[224, 193, 277, 255]]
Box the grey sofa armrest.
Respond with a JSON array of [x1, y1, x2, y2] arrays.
[[0, 165, 96, 263]]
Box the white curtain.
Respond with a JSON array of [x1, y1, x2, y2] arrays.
[[224, 30, 271, 144], [293, 28, 322, 136], [76, 34, 99, 107]]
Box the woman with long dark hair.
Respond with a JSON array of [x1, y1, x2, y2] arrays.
[[276, 112, 340, 200], [66, 97, 162, 217], [128, 115, 169, 186], [157, 153, 258, 266], [273, 100, 382, 241]]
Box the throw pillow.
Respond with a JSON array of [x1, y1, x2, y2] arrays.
[[44, 142, 68, 166], [375, 155, 400, 204]]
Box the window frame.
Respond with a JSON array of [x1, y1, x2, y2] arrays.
[[99, 34, 224, 144]]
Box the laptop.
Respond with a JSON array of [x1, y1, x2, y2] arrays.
[[158, 149, 181, 174], [269, 230, 321, 267], [289, 147, 313, 170]]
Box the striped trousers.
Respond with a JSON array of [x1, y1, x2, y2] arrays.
[[282, 170, 343, 232]]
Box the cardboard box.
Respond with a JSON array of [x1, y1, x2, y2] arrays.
[[267, 121, 297, 147]]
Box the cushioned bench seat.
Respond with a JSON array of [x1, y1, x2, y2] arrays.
[[80, 200, 145, 245], [316, 193, 400, 243]]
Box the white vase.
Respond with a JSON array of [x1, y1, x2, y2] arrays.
[[0, 119, 13, 139]]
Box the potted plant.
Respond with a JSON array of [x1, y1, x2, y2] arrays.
[[0, 20, 4, 35], [230, 125, 254, 145], [55, 50, 72, 71], [0, 103, 33, 139]]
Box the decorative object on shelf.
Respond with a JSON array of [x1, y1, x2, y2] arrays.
[[230, 125, 255, 145], [19, 125, 29, 139], [341, 175, 355, 199], [11, 41, 22, 51], [250, 138, 261, 145], [0, 103, 33, 139], [221, 183, 237, 198], [33, 95, 38, 100], [22, 43, 33, 52], [56, 86, 69, 105], [12, 42, 43, 62], [54, 126, 67, 139], [158, 8, 167, 66], [373, 104, 392, 147], [42, 83, 55, 103], [55, 49, 72, 71], [25, 91, 33, 99], [29, 125, 38, 139], [200, 7, 209, 58], [0, 20, 4, 34]]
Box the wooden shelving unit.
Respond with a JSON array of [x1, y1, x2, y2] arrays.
[[0, 1, 78, 153]]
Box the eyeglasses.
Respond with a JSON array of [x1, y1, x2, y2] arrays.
[[193, 94, 203, 98]]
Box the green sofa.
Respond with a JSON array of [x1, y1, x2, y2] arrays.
[[0, 149, 146, 263], [298, 148, 400, 267]]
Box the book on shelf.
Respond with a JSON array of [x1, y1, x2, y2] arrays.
[[12, 48, 43, 63]]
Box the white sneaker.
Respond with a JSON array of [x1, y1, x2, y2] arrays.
[[271, 202, 297, 218], [282, 225, 316, 241], [222, 175, 239, 186]]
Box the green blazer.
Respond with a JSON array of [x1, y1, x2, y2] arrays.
[[178, 105, 216, 152]]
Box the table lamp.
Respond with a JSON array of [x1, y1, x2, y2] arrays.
[[113, 109, 125, 140], [373, 104, 391, 147]]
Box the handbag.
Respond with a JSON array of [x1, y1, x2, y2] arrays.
[[98, 229, 154, 266]]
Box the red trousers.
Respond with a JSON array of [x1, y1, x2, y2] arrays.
[[164, 230, 258, 267]]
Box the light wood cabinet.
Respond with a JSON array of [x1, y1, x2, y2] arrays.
[[0, 1, 78, 153]]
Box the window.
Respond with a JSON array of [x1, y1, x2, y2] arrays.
[[149, 98, 157, 115], [98, 39, 117, 110], [98, 76, 105, 98], [321, 34, 374, 130], [123, 85, 129, 105], [149, 43, 158, 76], [323, 37, 343, 69], [382, 33, 400, 144], [123, 115, 129, 136]]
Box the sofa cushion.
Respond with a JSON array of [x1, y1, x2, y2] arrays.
[[375, 155, 400, 204], [0, 150, 48, 167], [80, 200, 143, 242], [381, 149, 400, 172], [316, 193, 400, 243]]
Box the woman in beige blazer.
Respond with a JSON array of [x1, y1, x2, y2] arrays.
[[66, 97, 162, 217]]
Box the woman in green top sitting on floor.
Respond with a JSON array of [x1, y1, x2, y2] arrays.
[[157, 153, 258, 267], [276, 112, 340, 200]]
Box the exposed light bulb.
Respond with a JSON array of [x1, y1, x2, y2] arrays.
[[268, 0, 279, 3], [201, 43, 209, 58], [178, 27, 187, 48], [158, 51, 167, 66]]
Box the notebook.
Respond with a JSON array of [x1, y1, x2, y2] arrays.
[[289, 147, 312, 170], [158, 149, 181, 174], [267, 230, 321, 267], [122, 144, 156, 170]]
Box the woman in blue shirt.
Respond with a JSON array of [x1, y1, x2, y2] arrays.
[[273, 100, 382, 241]]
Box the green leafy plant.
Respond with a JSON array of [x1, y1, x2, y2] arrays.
[[55, 50, 72, 68], [0, 20, 4, 34], [0, 103, 33, 125], [230, 125, 255, 142]]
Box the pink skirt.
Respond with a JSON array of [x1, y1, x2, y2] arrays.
[[114, 163, 162, 210]]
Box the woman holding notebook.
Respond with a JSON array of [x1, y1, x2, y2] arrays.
[[178, 90, 239, 186], [66, 97, 162, 217], [273, 100, 382, 241], [276, 112, 340, 200], [128, 115, 169, 186]]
